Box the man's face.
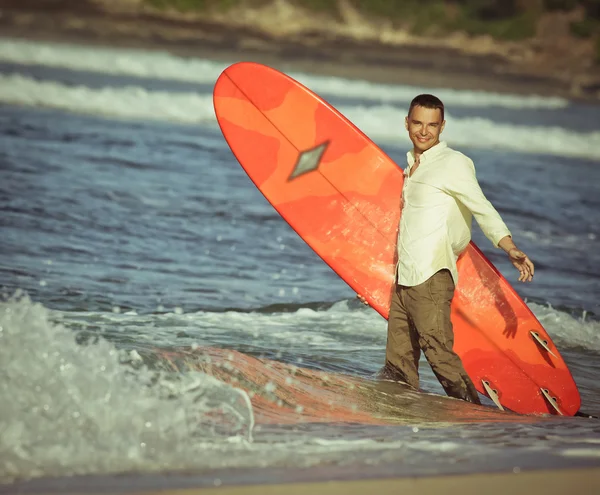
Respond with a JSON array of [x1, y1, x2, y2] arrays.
[[405, 105, 445, 154]]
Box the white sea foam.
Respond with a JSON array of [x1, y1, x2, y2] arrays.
[[1, 74, 599, 160], [63, 298, 600, 355], [0, 295, 254, 482], [0, 37, 568, 109], [63, 300, 381, 353], [0, 74, 216, 123], [529, 302, 600, 352], [0, 38, 226, 86], [339, 103, 600, 160]]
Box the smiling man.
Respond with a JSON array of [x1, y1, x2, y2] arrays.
[[362, 94, 535, 404]]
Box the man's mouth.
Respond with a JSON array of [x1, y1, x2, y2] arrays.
[[416, 136, 430, 142]]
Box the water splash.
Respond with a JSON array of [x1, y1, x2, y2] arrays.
[[0, 294, 253, 483]]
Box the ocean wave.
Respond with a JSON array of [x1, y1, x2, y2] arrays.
[[1, 74, 598, 160], [60, 298, 600, 355], [0, 74, 216, 124], [339, 102, 600, 161], [0, 37, 568, 109]]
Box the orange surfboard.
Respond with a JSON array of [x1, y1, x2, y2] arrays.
[[213, 62, 580, 416]]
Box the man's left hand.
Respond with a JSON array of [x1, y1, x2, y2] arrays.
[[507, 248, 534, 283]]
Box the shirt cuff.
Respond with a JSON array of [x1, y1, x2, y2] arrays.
[[490, 230, 512, 248]]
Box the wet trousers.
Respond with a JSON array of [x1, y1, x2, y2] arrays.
[[382, 269, 481, 404]]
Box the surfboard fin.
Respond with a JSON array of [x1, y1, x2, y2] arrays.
[[540, 388, 564, 416], [482, 380, 504, 411], [575, 410, 599, 419], [530, 331, 557, 358]]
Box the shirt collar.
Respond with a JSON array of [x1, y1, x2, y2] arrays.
[[406, 141, 448, 171]]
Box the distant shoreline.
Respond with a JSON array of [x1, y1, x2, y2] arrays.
[[0, 3, 597, 103]]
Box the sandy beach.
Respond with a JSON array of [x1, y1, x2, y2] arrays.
[[5, 466, 600, 494]]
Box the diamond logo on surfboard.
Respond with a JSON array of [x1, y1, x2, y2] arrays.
[[288, 141, 330, 181]]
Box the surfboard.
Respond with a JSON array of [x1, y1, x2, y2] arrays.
[[213, 61, 581, 416]]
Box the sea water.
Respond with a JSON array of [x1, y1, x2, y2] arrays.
[[1, 38, 599, 486]]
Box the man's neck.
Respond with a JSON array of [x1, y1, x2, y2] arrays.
[[409, 153, 421, 177]]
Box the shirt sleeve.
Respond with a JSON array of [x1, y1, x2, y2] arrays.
[[441, 156, 511, 248]]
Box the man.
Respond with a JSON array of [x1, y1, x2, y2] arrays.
[[360, 94, 534, 404]]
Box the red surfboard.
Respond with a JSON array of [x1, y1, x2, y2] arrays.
[[213, 62, 580, 416]]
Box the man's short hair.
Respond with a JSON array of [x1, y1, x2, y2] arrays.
[[408, 94, 445, 121]]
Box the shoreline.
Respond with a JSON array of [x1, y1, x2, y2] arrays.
[[6, 466, 600, 494], [0, 5, 597, 102]]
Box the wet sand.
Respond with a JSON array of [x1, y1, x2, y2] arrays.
[[5, 467, 600, 494]]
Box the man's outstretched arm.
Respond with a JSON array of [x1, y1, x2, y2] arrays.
[[443, 157, 534, 283]]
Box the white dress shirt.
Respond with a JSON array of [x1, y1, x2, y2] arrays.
[[396, 141, 511, 287]]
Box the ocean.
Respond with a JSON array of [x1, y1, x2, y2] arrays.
[[1, 38, 599, 488]]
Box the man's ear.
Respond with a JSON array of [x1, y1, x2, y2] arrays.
[[440, 120, 446, 134], [405, 116, 409, 130]]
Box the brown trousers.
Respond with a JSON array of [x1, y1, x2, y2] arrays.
[[383, 269, 481, 404]]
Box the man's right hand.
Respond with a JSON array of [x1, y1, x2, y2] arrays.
[[356, 294, 369, 306]]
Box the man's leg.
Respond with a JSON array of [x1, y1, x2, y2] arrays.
[[382, 284, 421, 390], [405, 270, 481, 404]]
